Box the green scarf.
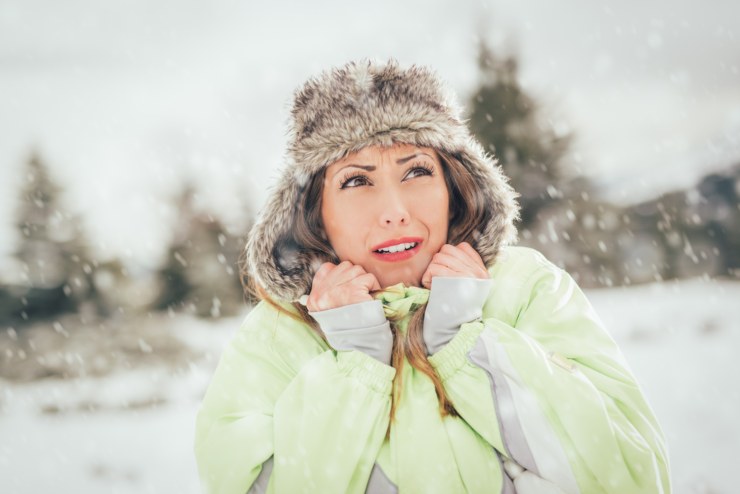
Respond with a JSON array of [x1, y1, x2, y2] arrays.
[[373, 283, 429, 323]]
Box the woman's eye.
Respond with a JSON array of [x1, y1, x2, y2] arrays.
[[405, 166, 434, 180], [340, 175, 369, 189]]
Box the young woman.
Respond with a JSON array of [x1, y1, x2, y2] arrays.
[[194, 59, 670, 494]]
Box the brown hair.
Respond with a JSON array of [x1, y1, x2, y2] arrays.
[[241, 147, 492, 420]]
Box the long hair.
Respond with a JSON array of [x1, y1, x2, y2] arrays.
[[240, 148, 492, 420]]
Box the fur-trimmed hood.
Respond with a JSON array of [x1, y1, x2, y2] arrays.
[[246, 59, 519, 302]]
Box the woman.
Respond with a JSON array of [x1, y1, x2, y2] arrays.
[[194, 59, 670, 493]]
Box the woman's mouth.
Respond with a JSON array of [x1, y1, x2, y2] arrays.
[[371, 239, 422, 262]]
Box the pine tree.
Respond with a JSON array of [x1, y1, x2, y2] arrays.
[[468, 41, 573, 230], [152, 185, 248, 318], [8, 151, 96, 322], [467, 42, 645, 287]]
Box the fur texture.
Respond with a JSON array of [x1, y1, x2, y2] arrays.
[[246, 59, 519, 302]]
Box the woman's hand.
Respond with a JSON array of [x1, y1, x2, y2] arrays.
[[307, 261, 381, 312], [421, 242, 492, 355], [421, 242, 488, 289]]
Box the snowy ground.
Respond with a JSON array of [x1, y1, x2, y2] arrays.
[[1, 278, 738, 494]]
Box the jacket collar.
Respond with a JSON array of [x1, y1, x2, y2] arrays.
[[373, 283, 429, 319]]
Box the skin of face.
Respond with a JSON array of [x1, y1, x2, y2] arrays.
[[321, 143, 450, 288]]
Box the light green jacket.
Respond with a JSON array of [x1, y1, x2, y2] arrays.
[[194, 247, 670, 493]]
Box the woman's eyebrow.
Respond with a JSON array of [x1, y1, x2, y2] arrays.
[[331, 164, 375, 179], [331, 152, 434, 179], [396, 152, 432, 164]]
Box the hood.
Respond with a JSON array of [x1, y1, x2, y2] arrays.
[[245, 58, 519, 302]]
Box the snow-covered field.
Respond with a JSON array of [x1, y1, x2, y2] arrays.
[[1, 278, 738, 493]]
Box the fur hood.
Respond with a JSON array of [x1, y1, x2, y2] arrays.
[[245, 59, 519, 302]]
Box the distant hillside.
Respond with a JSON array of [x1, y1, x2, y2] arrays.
[[521, 162, 740, 287]]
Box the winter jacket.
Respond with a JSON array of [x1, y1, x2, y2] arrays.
[[194, 246, 671, 493]]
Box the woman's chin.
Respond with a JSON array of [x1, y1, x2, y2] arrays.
[[372, 259, 428, 289], [377, 272, 423, 289]]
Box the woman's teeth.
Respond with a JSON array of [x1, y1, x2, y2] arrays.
[[375, 242, 417, 253]]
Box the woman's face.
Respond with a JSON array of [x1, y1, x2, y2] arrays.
[[321, 143, 450, 288]]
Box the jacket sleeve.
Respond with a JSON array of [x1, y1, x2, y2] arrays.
[[309, 299, 394, 365], [428, 256, 671, 494], [194, 303, 395, 494]]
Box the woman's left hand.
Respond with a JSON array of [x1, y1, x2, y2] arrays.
[[421, 242, 488, 289]]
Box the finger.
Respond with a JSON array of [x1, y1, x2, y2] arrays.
[[456, 242, 486, 268], [441, 243, 482, 268], [330, 264, 368, 286], [306, 289, 326, 312], [431, 252, 471, 275], [308, 263, 337, 309], [421, 256, 442, 287], [313, 262, 336, 282], [421, 264, 433, 289], [331, 260, 355, 276], [311, 262, 337, 286], [440, 243, 465, 257], [353, 272, 381, 294], [422, 277, 431, 289], [422, 262, 459, 288], [442, 243, 487, 278], [439, 244, 480, 272], [424, 263, 459, 287], [369, 273, 381, 292], [456, 245, 488, 278]]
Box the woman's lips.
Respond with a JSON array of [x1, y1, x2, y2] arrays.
[[371, 236, 423, 251], [370, 241, 422, 262]]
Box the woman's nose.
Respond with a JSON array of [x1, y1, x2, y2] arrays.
[[378, 188, 410, 227]]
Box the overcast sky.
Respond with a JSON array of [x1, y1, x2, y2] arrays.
[[1, 0, 738, 270]]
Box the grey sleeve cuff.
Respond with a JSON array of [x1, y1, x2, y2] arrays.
[[423, 277, 493, 355], [309, 300, 393, 365]]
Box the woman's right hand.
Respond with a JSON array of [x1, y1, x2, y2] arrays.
[[306, 261, 381, 312]]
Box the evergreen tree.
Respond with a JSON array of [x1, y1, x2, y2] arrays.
[[468, 41, 574, 230], [152, 185, 249, 318], [6, 151, 97, 322]]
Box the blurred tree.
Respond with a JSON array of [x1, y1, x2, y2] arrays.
[[1, 151, 99, 324], [468, 41, 575, 230], [467, 41, 628, 287], [151, 185, 250, 318]]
